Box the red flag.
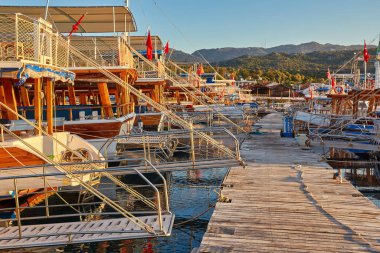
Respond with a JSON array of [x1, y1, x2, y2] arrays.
[[196, 64, 204, 76], [327, 68, 331, 79], [331, 77, 336, 89], [146, 30, 153, 60], [164, 41, 170, 54], [364, 40, 370, 63], [68, 13, 86, 37]]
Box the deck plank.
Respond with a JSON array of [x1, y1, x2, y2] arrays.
[[199, 113, 380, 253]]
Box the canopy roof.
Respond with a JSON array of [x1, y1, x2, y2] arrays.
[[70, 35, 163, 51], [0, 6, 137, 33], [129, 36, 162, 51]]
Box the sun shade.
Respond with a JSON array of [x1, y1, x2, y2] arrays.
[[129, 36, 162, 51], [0, 6, 137, 33]]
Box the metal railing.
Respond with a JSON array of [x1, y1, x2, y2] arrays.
[[0, 13, 69, 68], [98, 127, 243, 168], [0, 102, 171, 236], [69, 35, 134, 68], [0, 157, 171, 241], [136, 60, 166, 79]]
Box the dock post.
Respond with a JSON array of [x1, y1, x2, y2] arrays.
[[147, 137, 151, 162], [142, 135, 148, 171], [43, 166, 50, 217], [34, 78, 42, 135], [46, 79, 53, 135], [189, 120, 196, 169], [13, 179, 22, 239]]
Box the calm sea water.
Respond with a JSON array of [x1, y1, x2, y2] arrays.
[[1, 167, 228, 253]]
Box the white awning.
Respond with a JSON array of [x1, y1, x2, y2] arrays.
[[0, 6, 137, 33], [129, 36, 162, 51]]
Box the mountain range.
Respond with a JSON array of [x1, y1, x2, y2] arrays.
[[171, 42, 376, 63]]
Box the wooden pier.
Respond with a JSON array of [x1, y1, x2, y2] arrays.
[[199, 113, 380, 252]]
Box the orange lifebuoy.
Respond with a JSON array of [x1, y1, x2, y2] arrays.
[[334, 85, 344, 94]]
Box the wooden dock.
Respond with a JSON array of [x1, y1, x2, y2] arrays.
[[199, 113, 380, 252]]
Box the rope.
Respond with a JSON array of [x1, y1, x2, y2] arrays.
[[64, 38, 238, 160], [308, 88, 380, 142], [0, 103, 158, 233], [173, 204, 215, 227], [148, 0, 225, 80], [129, 45, 247, 134], [334, 34, 380, 75], [0, 135, 82, 215]]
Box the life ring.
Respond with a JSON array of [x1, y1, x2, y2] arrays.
[[334, 85, 344, 94]]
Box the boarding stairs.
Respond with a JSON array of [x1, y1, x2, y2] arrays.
[[0, 215, 174, 250], [0, 104, 174, 250]]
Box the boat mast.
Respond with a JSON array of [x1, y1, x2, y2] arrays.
[[44, 0, 50, 20], [125, 0, 130, 43]]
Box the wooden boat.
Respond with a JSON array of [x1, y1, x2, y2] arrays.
[[0, 12, 106, 200]]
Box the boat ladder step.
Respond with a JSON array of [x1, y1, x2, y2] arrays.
[[0, 214, 175, 250]]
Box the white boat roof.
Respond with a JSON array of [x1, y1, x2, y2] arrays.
[[0, 6, 137, 33], [129, 36, 163, 51], [294, 111, 330, 127]]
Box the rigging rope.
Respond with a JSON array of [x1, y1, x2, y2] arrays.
[[128, 45, 247, 134], [64, 37, 238, 160]]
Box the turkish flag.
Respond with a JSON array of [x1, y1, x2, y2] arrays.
[[68, 13, 86, 37], [196, 64, 204, 76], [164, 41, 170, 54], [327, 68, 331, 79], [364, 40, 370, 63], [331, 77, 336, 89], [146, 30, 153, 60]]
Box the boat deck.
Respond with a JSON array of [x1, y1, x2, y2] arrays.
[[0, 214, 174, 250], [199, 113, 380, 252]]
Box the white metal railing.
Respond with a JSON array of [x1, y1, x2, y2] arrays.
[[0, 102, 170, 236], [136, 60, 166, 79], [0, 13, 69, 68], [0, 158, 171, 244], [69, 35, 134, 68]]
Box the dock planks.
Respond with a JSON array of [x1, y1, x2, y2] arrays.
[[199, 113, 380, 252]]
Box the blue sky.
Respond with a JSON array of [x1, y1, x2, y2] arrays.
[[11, 0, 380, 53]]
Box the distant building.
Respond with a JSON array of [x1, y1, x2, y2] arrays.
[[251, 82, 294, 97]]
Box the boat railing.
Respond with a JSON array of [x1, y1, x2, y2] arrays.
[[127, 46, 247, 134], [17, 103, 135, 122], [0, 13, 69, 68], [68, 35, 134, 68], [174, 110, 253, 135], [98, 126, 243, 167], [0, 102, 172, 237], [136, 60, 165, 79], [66, 36, 240, 161], [0, 156, 171, 245], [308, 88, 380, 139]]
